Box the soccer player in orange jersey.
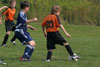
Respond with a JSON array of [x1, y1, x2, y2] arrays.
[[0, 0, 17, 46], [42, 5, 80, 61]]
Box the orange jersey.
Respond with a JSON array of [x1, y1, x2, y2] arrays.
[[2, 8, 16, 21], [42, 14, 61, 32]]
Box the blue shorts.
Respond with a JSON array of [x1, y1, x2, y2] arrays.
[[15, 31, 33, 45]]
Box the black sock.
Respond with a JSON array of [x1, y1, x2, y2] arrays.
[[11, 35, 16, 42], [65, 45, 74, 56], [2, 34, 9, 45], [47, 51, 52, 60]]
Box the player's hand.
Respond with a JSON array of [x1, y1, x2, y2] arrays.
[[31, 28, 37, 31], [44, 33, 47, 38], [0, 17, 2, 24], [66, 33, 71, 38], [32, 17, 37, 22], [0, 22, 2, 24]]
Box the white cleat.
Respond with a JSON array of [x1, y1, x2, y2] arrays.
[[46, 59, 50, 62], [72, 56, 78, 62], [0, 60, 7, 65], [72, 53, 80, 62], [2, 44, 7, 47], [68, 53, 80, 62], [11, 41, 16, 45]]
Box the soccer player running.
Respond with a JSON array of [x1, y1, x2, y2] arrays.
[[0, 0, 17, 46], [42, 5, 80, 61], [15, 1, 37, 61]]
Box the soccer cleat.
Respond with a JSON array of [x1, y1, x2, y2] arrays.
[[2, 44, 7, 47], [20, 57, 30, 62], [73, 53, 80, 59], [11, 41, 16, 45], [72, 54, 80, 62], [0, 59, 7, 65], [22, 41, 27, 45], [45, 59, 50, 62], [72, 56, 78, 62]]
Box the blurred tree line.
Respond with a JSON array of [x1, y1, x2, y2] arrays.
[[0, 0, 100, 25]]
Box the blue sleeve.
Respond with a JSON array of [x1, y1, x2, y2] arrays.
[[19, 12, 27, 24], [56, 15, 61, 24]]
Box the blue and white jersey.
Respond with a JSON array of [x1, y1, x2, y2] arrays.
[[16, 11, 27, 32]]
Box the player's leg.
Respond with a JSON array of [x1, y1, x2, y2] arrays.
[[22, 40, 35, 60], [11, 34, 17, 45], [2, 21, 15, 46], [15, 31, 34, 61], [11, 22, 16, 45], [19, 32, 35, 61], [55, 32, 74, 56], [46, 50, 53, 61], [11, 25, 17, 45], [64, 43, 74, 56], [28, 41, 35, 58], [2, 31, 11, 46], [64, 43, 80, 61], [46, 32, 56, 61], [55, 32, 80, 61]]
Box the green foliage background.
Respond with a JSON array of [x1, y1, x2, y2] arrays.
[[0, 0, 100, 25]]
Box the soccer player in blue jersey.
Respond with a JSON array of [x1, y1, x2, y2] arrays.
[[15, 1, 37, 61]]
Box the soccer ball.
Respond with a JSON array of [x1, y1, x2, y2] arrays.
[[68, 55, 73, 61]]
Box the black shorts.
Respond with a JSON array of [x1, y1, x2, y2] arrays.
[[47, 31, 67, 50], [5, 20, 16, 32]]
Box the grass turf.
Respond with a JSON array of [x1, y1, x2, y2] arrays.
[[0, 22, 100, 67]]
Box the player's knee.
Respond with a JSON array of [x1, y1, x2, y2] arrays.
[[28, 40, 35, 46], [48, 50, 53, 52], [64, 43, 69, 46], [6, 31, 11, 35]]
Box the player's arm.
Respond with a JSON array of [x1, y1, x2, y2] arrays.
[[42, 18, 47, 38], [42, 26, 47, 38], [27, 25, 37, 31], [60, 24, 71, 38], [26, 18, 37, 24], [0, 15, 2, 24], [0, 6, 8, 24], [56, 15, 71, 38], [19, 12, 37, 24], [0, 6, 8, 11]]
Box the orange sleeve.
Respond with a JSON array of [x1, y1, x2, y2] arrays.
[[42, 18, 46, 27], [2, 8, 9, 15]]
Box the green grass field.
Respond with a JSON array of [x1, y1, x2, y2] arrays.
[[0, 22, 100, 67]]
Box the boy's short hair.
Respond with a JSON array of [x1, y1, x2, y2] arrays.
[[10, 0, 16, 4], [51, 5, 62, 14], [20, 1, 30, 9]]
